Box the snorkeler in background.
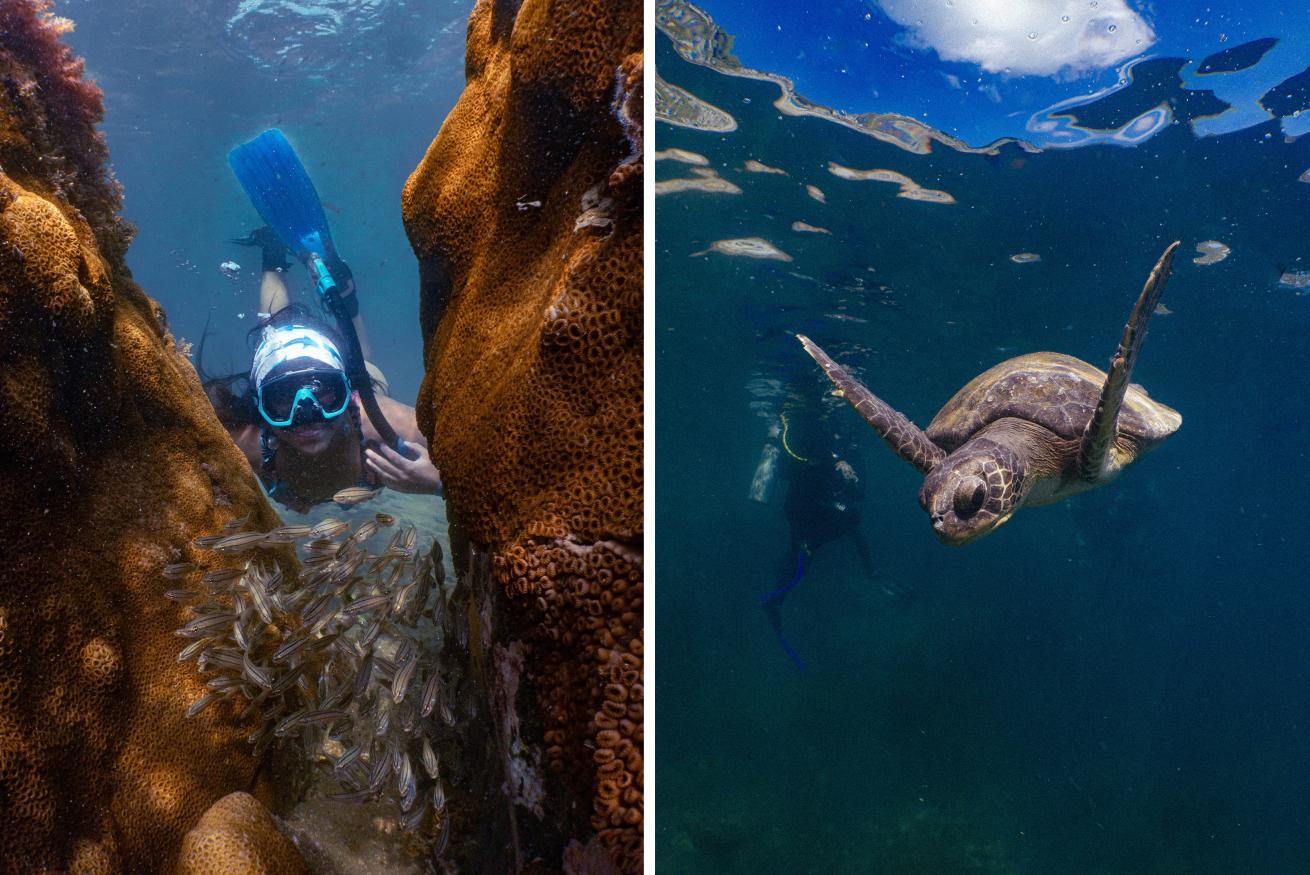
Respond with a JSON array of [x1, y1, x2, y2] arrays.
[[757, 409, 897, 671], [203, 228, 440, 513]]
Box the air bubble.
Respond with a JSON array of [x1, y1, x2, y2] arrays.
[[1108, 23, 1117, 32], [1028, 31, 1038, 40], [1061, 15, 1070, 22]]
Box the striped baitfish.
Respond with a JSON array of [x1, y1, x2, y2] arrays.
[[420, 670, 440, 718], [333, 485, 381, 506], [212, 531, 268, 554], [421, 736, 440, 779]]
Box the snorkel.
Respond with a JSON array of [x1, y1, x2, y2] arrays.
[[303, 237, 415, 458]]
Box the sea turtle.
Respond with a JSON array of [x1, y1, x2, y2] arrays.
[[797, 241, 1182, 546]]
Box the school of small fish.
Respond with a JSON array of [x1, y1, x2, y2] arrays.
[[167, 512, 457, 841]]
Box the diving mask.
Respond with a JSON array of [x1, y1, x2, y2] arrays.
[[251, 323, 352, 428], [256, 369, 351, 428]]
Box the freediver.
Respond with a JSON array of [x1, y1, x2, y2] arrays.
[[202, 130, 439, 512], [756, 411, 899, 671]]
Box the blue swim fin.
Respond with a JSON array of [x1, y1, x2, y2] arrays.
[[228, 129, 339, 270], [759, 551, 809, 672]]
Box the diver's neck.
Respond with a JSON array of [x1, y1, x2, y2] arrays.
[[275, 422, 362, 501]]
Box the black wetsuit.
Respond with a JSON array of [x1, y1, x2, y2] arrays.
[[760, 452, 875, 671], [784, 459, 866, 550]]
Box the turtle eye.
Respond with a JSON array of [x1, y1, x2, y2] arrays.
[[954, 480, 987, 518]]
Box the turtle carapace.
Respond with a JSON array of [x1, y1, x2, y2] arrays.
[[798, 241, 1182, 546]]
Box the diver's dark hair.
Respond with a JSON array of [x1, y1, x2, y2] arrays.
[[198, 304, 349, 430], [201, 370, 258, 430], [197, 314, 258, 430]]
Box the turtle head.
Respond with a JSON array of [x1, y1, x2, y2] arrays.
[[919, 440, 1024, 546]]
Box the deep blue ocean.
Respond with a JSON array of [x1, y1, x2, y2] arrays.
[[657, 1, 1310, 871], [60, 0, 473, 404]]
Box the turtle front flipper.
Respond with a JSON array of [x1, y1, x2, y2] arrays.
[[1076, 241, 1179, 481], [797, 334, 945, 474]]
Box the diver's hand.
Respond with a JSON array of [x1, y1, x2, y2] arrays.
[[231, 226, 289, 272], [365, 442, 442, 495], [326, 256, 354, 292]]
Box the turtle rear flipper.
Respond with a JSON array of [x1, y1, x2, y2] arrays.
[[797, 334, 946, 474], [1076, 241, 1179, 481]]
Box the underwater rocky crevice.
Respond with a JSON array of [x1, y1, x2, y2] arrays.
[[0, 0, 643, 872]]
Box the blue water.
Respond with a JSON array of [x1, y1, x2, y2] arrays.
[[657, 1, 1310, 871], [59, 0, 472, 403]]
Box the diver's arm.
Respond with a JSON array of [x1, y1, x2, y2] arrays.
[[357, 395, 428, 447], [344, 277, 373, 361], [233, 227, 291, 314], [377, 396, 427, 446], [325, 267, 372, 361], [230, 424, 264, 471]]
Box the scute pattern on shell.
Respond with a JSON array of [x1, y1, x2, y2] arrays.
[[925, 352, 1182, 451]]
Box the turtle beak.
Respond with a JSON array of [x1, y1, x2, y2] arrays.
[[928, 508, 1016, 547]]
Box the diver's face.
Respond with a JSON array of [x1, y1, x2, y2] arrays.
[[918, 445, 1022, 546]]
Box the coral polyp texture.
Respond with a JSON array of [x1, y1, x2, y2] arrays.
[[0, 3, 303, 871], [177, 793, 307, 875], [401, 0, 643, 870]]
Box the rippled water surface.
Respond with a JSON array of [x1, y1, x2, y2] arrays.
[[657, 1, 1310, 871]]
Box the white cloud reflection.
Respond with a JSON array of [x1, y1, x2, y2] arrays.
[[877, 0, 1155, 78]]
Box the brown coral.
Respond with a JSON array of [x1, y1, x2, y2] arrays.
[[177, 793, 309, 875], [0, 4, 302, 872], [402, 0, 643, 871]]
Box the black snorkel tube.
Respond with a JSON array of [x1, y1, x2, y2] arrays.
[[305, 251, 417, 459]]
